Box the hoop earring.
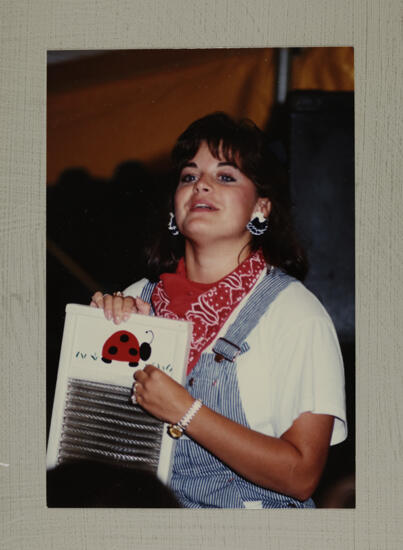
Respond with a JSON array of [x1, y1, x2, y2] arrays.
[[246, 211, 269, 236], [168, 212, 179, 236]]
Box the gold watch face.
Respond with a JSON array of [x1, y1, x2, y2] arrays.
[[168, 424, 183, 439]]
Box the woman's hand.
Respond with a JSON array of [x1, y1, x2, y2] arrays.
[[133, 365, 194, 424], [90, 291, 151, 324]]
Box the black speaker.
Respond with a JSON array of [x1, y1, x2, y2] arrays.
[[288, 90, 355, 342], [287, 91, 355, 504]]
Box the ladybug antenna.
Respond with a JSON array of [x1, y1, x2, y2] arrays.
[[145, 330, 154, 344]]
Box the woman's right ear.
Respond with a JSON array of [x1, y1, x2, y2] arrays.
[[257, 197, 271, 218]]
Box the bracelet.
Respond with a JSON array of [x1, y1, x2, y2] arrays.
[[167, 399, 203, 439]]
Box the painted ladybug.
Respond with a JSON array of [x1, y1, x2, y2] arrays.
[[101, 330, 153, 367]]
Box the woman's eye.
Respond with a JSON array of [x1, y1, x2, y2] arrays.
[[218, 174, 236, 183], [179, 173, 197, 184]]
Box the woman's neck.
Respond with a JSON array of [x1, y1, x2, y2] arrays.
[[184, 241, 252, 283]]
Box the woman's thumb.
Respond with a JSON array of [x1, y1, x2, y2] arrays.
[[134, 297, 151, 315]]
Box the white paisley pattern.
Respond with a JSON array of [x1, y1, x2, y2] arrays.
[[151, 250, 266, 373]]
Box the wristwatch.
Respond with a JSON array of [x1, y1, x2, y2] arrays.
[[167, 399, 203, 439]]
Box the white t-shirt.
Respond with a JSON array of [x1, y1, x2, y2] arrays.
[[124, 271, 347, 446]]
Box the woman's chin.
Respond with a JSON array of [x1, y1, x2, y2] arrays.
[[182, 227, 216, 244], [180, 218, 214, 236]]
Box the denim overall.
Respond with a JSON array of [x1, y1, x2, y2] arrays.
[[141, 268, 315, 509]]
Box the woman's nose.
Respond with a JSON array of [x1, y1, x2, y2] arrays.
[[193, 175, 211, 192]]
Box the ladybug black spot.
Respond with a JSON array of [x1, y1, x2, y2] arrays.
[[129, 348, 138, 356], [102, 357, 112, 364], [120, 334, 129, 342], [108, 346, 118, 355]]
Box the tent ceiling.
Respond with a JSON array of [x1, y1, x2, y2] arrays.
[[47, 48, 353, 185]]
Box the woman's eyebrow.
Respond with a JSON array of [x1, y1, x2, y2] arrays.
[[181, 160, 239, 170], [218, 161, 240, 170]]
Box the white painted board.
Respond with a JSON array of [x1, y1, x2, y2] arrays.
[[46, 303, 192, 485]]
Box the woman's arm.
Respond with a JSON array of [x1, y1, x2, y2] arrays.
[[134, 365, 334, 501], [186, 404, 333, 501]]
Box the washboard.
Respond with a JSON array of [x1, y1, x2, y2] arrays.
[[47, 304, 191, 485]]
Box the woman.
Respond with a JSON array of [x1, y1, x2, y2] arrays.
[[91, 113, 347, 508]]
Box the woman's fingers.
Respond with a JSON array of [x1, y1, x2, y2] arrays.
[[132, 367, 150, 405], [133, 366, 149, 384], [90, 291, 151, 323], [90, 290, 105, 308], [131, 365, 193, 423], [122, 296, 136, 320], [90, 291, 113, 319], [112, 295, 124, 323], [131, 381, 141, 405], [97, 294, 112, 320], [131, 368, 150, 405]]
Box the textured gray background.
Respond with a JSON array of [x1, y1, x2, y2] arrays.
[[1, 0, 402, 549]]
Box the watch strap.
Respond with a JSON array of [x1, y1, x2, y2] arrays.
[[167, 399, 202, 439]]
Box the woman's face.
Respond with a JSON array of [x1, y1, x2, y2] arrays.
[[174, 142, 270, 248]]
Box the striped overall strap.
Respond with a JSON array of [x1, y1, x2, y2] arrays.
[[139, 280, 157, 315], [212, 267, 294, 362]]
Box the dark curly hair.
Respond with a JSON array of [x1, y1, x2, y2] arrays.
[[146, 112, 308, 281]]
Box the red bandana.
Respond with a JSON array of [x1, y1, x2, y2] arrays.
[[151, 249, 266, 374]]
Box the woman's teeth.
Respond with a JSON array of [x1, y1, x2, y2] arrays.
[[194, 203, 213, 209]]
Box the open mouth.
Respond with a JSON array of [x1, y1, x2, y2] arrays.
[[190, 202, 217, 211]]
